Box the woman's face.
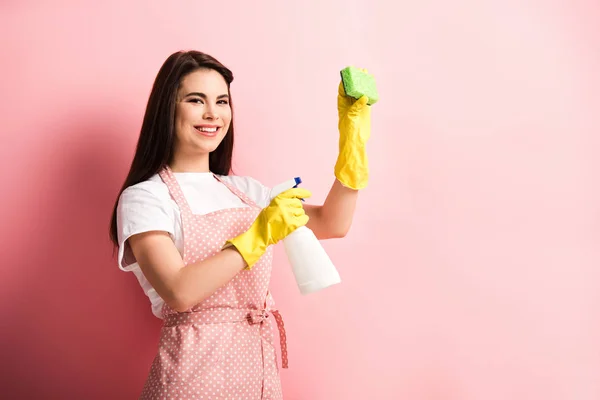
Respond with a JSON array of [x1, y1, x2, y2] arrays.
[[174, 68, 232, 158]]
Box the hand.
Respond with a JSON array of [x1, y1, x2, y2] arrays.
[[335, 68, 372, 190], [225, 187, 312, 269]]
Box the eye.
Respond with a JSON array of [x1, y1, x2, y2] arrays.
[[188, 98, 203, 104], [217, 100, 229, 105]]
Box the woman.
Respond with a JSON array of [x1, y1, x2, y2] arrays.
[[109, 50, 372, 399]]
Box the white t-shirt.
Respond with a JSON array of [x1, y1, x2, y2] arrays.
[[116, 172, 272, 318]]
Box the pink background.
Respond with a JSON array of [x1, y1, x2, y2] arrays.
[[1, 1, 599, 399]]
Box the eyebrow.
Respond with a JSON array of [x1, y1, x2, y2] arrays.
[[183, 92, 229, 100]]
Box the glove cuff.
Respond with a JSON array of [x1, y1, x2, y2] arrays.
[[224, 229, 267, 270], [334, 144, 369, 190]]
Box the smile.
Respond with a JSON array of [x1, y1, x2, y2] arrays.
[[194, 125, 222, 137]]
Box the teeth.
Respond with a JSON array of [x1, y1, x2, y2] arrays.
[[197, 127, 218, 133]]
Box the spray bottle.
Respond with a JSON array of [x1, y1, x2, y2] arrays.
[[270, 177, 341, 295]]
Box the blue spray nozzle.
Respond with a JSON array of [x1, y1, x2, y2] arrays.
[[270, 176, 305, 202], [294, 177, 304, 201]]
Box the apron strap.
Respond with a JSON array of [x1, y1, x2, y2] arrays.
[[270, 310, 289, 369], [263, 290, 288, 368], [158, 166, 193, 216], [247, 308, 289, 369], [213, 174, 261, 209]]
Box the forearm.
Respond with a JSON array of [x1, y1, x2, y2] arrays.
[[307, 179, 358, 239], [174, 247, 247, 310]]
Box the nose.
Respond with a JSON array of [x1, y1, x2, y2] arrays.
[[203, 104, 219, 120]]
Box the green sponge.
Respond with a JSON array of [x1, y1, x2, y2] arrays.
[[340, 66, 379, 105]]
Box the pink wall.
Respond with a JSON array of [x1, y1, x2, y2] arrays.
[[2, 1, 599, 398]]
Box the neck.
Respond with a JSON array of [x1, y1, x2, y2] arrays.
[[169, 152, 210, 173]]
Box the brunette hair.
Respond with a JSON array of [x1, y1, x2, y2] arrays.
[[109, 50, 235, 247]]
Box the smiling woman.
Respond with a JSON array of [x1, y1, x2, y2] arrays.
[[107, 50, 372, 399]]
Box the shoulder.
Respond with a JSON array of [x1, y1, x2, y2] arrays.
[[117, 174, 175, 231], [218, 174, 271, 208], [119, 174, 171, 206]]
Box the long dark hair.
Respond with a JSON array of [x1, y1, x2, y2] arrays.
[[109, 50, 235, 248]]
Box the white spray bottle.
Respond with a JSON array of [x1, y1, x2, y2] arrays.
[[270, 177, 341, 295]]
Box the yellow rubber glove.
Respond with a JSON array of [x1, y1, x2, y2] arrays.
[[334, 70, 372, 190], [225, 187, 312, 269]]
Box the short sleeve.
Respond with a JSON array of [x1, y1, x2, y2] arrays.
[[116, 185, 174, 271]]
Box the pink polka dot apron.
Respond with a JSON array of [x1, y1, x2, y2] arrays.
[[139, 166, 288, 399]]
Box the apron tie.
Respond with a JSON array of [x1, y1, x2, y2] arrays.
[[164, 307, 289, 369], [247, 309, 289, 369]]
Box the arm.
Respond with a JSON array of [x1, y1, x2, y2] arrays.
[[127, 187, 310, 312], [304, 179, 358, 240], [304, 71, 373, 239], [128, 231, 247, 312]]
